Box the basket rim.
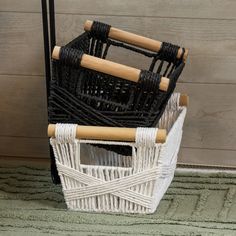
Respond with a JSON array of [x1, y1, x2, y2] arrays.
[[50, 106, 186, 147]]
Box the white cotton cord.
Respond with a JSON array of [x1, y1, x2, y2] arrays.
[[55, 123, 77, 143], [49, 94, 187, 214], [135, 127, 158, 147], [57, 163, 172, 206], [158, 93, 182, 132], [165, 93, 180, 111]]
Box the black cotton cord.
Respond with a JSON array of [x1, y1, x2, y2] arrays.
[[139, 70, 160, 92], [149, 56, 159, 72], [59, 47, 84, 68], [89, 37, 96, 56], [102, 41, 111, 58], [159, 42, 179, 63], [94, 40, 104, 57], [90, 21, 111, 42], [133, 70, 160, 111]]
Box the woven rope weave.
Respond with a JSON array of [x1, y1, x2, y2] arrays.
[[49, 21, 185, 129], [50, 93, 187, 213], [48, 21, 186, 184]]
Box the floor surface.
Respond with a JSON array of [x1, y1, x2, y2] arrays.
[[0, 166, 236, 236]]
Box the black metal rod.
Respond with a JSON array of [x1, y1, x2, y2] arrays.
[[49, 0, 56, 53], [41, 0, 61, 185], [41, 0, 51, 105]]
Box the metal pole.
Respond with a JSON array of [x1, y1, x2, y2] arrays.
[[49, 0, 56, 53], [41, 0, 61, 184], [41, 0, 51, 104]]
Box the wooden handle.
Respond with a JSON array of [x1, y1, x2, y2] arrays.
[[48, 124, 167, 143], [84, 20, 188, 62], [179, 94, 189, 107], [52, 46, 169, 91]]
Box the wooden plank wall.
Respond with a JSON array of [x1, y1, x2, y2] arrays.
[[0, 0, 236, 167]]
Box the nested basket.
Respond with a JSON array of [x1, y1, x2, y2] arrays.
[[49, 20, 188, 128], [48, 20, 188, 184], [50, 46, 169, 127], [49, 93, 187, 214]]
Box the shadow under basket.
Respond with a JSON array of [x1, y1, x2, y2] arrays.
[[49, 93, 187, 214]]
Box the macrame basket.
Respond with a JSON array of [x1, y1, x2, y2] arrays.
[[49, 93, 187, 214], [49, 20, 187, 128]]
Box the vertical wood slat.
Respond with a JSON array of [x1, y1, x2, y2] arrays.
[[1, 13, 236, 83], [0, 0, 236, 168], [1, 0, 236, 20]]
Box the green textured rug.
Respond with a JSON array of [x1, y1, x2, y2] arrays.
[[0, 166, 236, 236]]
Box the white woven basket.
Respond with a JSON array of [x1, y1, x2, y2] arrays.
[[50, 93, 187, 214]]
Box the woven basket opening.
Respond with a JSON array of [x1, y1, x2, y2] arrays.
[[103, 44, 154, 70], [80, 143, 133, 168]]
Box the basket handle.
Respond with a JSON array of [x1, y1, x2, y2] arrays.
[[48, 124, 167, 143], [52, 46, 170, 92], [84, 20, 189, 62]]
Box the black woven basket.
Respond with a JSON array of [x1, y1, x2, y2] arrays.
[[49, 21, 186, 127]]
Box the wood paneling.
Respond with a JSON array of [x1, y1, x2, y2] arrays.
[[0, 136, 49, 158], [1, 0, 236, 20], [178, 148, 236, 168], [0, 12, 44, 76], [0, 1, 235, 167], [0, 155, 49, 167], [1, 136, 235, 168], [176, 83, 236, 151], [1, 75, 235, 153], [0, 75, 48, 138], [1, 12, 236, 84]]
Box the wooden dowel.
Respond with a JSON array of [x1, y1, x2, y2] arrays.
[[179, 94, 189, 107], [48, 124, 166, 143], [84, 20, 189, 62], [52, 46, 169, 91]]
